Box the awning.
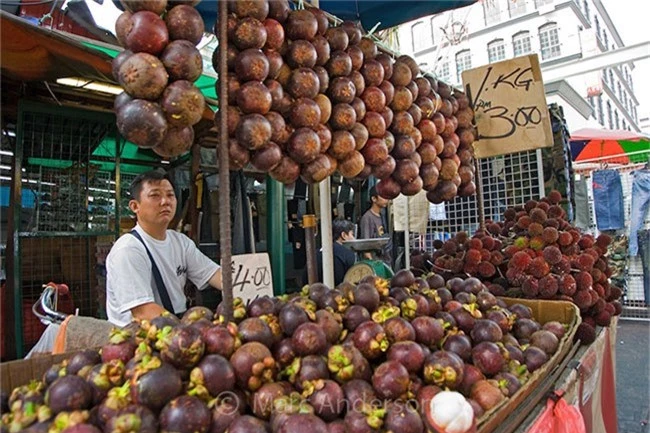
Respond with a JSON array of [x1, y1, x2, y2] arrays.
[[193, 1, 477, 33], [0, 10, 113, 82]]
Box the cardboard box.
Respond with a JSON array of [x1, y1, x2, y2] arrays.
[[0, 353, 73, 393], [477, 298, 581, 433]]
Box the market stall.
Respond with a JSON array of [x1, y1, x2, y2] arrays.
[[0, 1, 624, 432]]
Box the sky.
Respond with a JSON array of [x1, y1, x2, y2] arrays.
[[599, 0, 650, 123]]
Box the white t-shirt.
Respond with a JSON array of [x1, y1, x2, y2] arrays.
[[106, 225, 220, 327]]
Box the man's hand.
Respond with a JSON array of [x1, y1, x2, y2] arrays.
[[363, 252, 373, 260], [131, 302, 167, 322], [209, 268, 223, 290]]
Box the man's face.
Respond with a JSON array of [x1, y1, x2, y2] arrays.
[[341, 230, 355, 241], [129, 180, 177, 226], [373, 196, 390, 208]]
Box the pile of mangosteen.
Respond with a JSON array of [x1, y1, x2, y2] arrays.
[[218, 0, 477, 204], [112, 0, 206, 158], [1, 270, 570, 433]]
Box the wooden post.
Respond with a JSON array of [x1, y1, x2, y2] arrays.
[[217, 0, 233, 322]]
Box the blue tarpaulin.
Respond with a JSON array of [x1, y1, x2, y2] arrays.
[[193, 1, 477, 34]]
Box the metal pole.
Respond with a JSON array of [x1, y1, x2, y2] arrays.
[[319, 177, 334, 288], [217, 0, 233, 322], [6, 105, 25, 358], [267, 176, 286, 295], [303, 214, 318, 285], [404, 197, 410, 270], [475, 158, 486, 230]]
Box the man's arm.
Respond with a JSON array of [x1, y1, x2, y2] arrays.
[[208, 267, 223, 290], [131, 302, 167, 322]]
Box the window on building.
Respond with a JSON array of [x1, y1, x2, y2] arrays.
[[509, 0, 527, 17], [535, 0, 553, 7], [488, 39, 506, 63], [483, 0, 501, 25], [617, 82, 623, 101], [539, 23, 561, 60], [614, 110, 620, 129], [603, 31, 608, 50], [594, 16, 601, 40], [607, 101, 613, 129], [412, 22, 429, 52], [430, 18, 436, 46], [456, 50, 472, 83], [622, 119, 627, 130], [512, 31, 532, 56], [597, 96, 604, 125], [437, 62, 451, 83], [582, 0, 590, 22]]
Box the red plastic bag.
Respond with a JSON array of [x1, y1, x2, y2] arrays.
[[529, 392, 586, 433]]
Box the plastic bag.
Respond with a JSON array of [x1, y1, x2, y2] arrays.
[[529, 392, 586, 433]]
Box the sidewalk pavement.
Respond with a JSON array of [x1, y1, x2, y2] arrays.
[[616, 320, 650, 433]]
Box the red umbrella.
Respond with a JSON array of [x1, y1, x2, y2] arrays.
[[570, 128, 650, 164]]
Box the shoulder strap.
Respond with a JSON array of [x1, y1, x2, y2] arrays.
[[129, 230, 175, 313]]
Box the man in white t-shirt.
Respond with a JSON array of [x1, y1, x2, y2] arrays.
[[106, 171, 222, 327]]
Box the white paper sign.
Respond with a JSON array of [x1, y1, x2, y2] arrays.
[[230, 253, 274, 304]]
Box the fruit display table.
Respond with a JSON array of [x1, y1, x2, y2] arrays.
[[514, 318, 618, 433]]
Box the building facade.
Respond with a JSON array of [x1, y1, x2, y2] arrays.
[[397, 0, 641, 132]]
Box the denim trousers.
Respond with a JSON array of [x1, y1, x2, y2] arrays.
[[592, 169, 625, 231], [629, 169, 650, 256], [637, 229, 650, 304]]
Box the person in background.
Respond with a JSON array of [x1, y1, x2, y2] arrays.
[[106, 170, 222, 327], [305, 218, 357, 287], [359, 186, 392, 265]]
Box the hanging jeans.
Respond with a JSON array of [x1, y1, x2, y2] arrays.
[[629, 169, 650, 256], [592, 169, 625, 231], [638, 229, 650, 304]]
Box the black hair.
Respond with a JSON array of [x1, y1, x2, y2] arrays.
[[129, 170, 174, 200], [333, 218, 354, 241]]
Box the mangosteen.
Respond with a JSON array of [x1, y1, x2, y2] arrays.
[[251, 381, 292, 419], [130, 359, 182, 412], [383, 317, 415, 343], [116, 99, 168, 149], [384, 402, 424, 433], [411, 316, 444, 348], [291, 355, 330, 391], [442, 332, 473, 362], [291, 322, 327, 356], [305, 380, 345, 421], [315, 310, 343, 345], [352, 321, 389, 360], [523, 346, 549, 372], [210, 400, 241, 433], [459, 364, 486, 397], [230, 342, 277, 391], [423, 351, 464, 390], [189, 354, 235, 399], [351, 283, 380, 312], [166, 4, 204, 45], [277, 413, 328, 433], [118, 52, 168, 100], [104, 404, 158, 433], [513, 318, 541, 342], [470, 319, 504, 344], [45, 375, 93, 414], [326, 344, 371, 384], [122, 11, 169, 55], [159, 395, 211, 433], [472, 341, 505, 377], [386, 341, 425, 374]]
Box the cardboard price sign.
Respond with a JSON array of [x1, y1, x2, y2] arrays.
[[462, 54, 553, 159], [230, 253, 274, 304]]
